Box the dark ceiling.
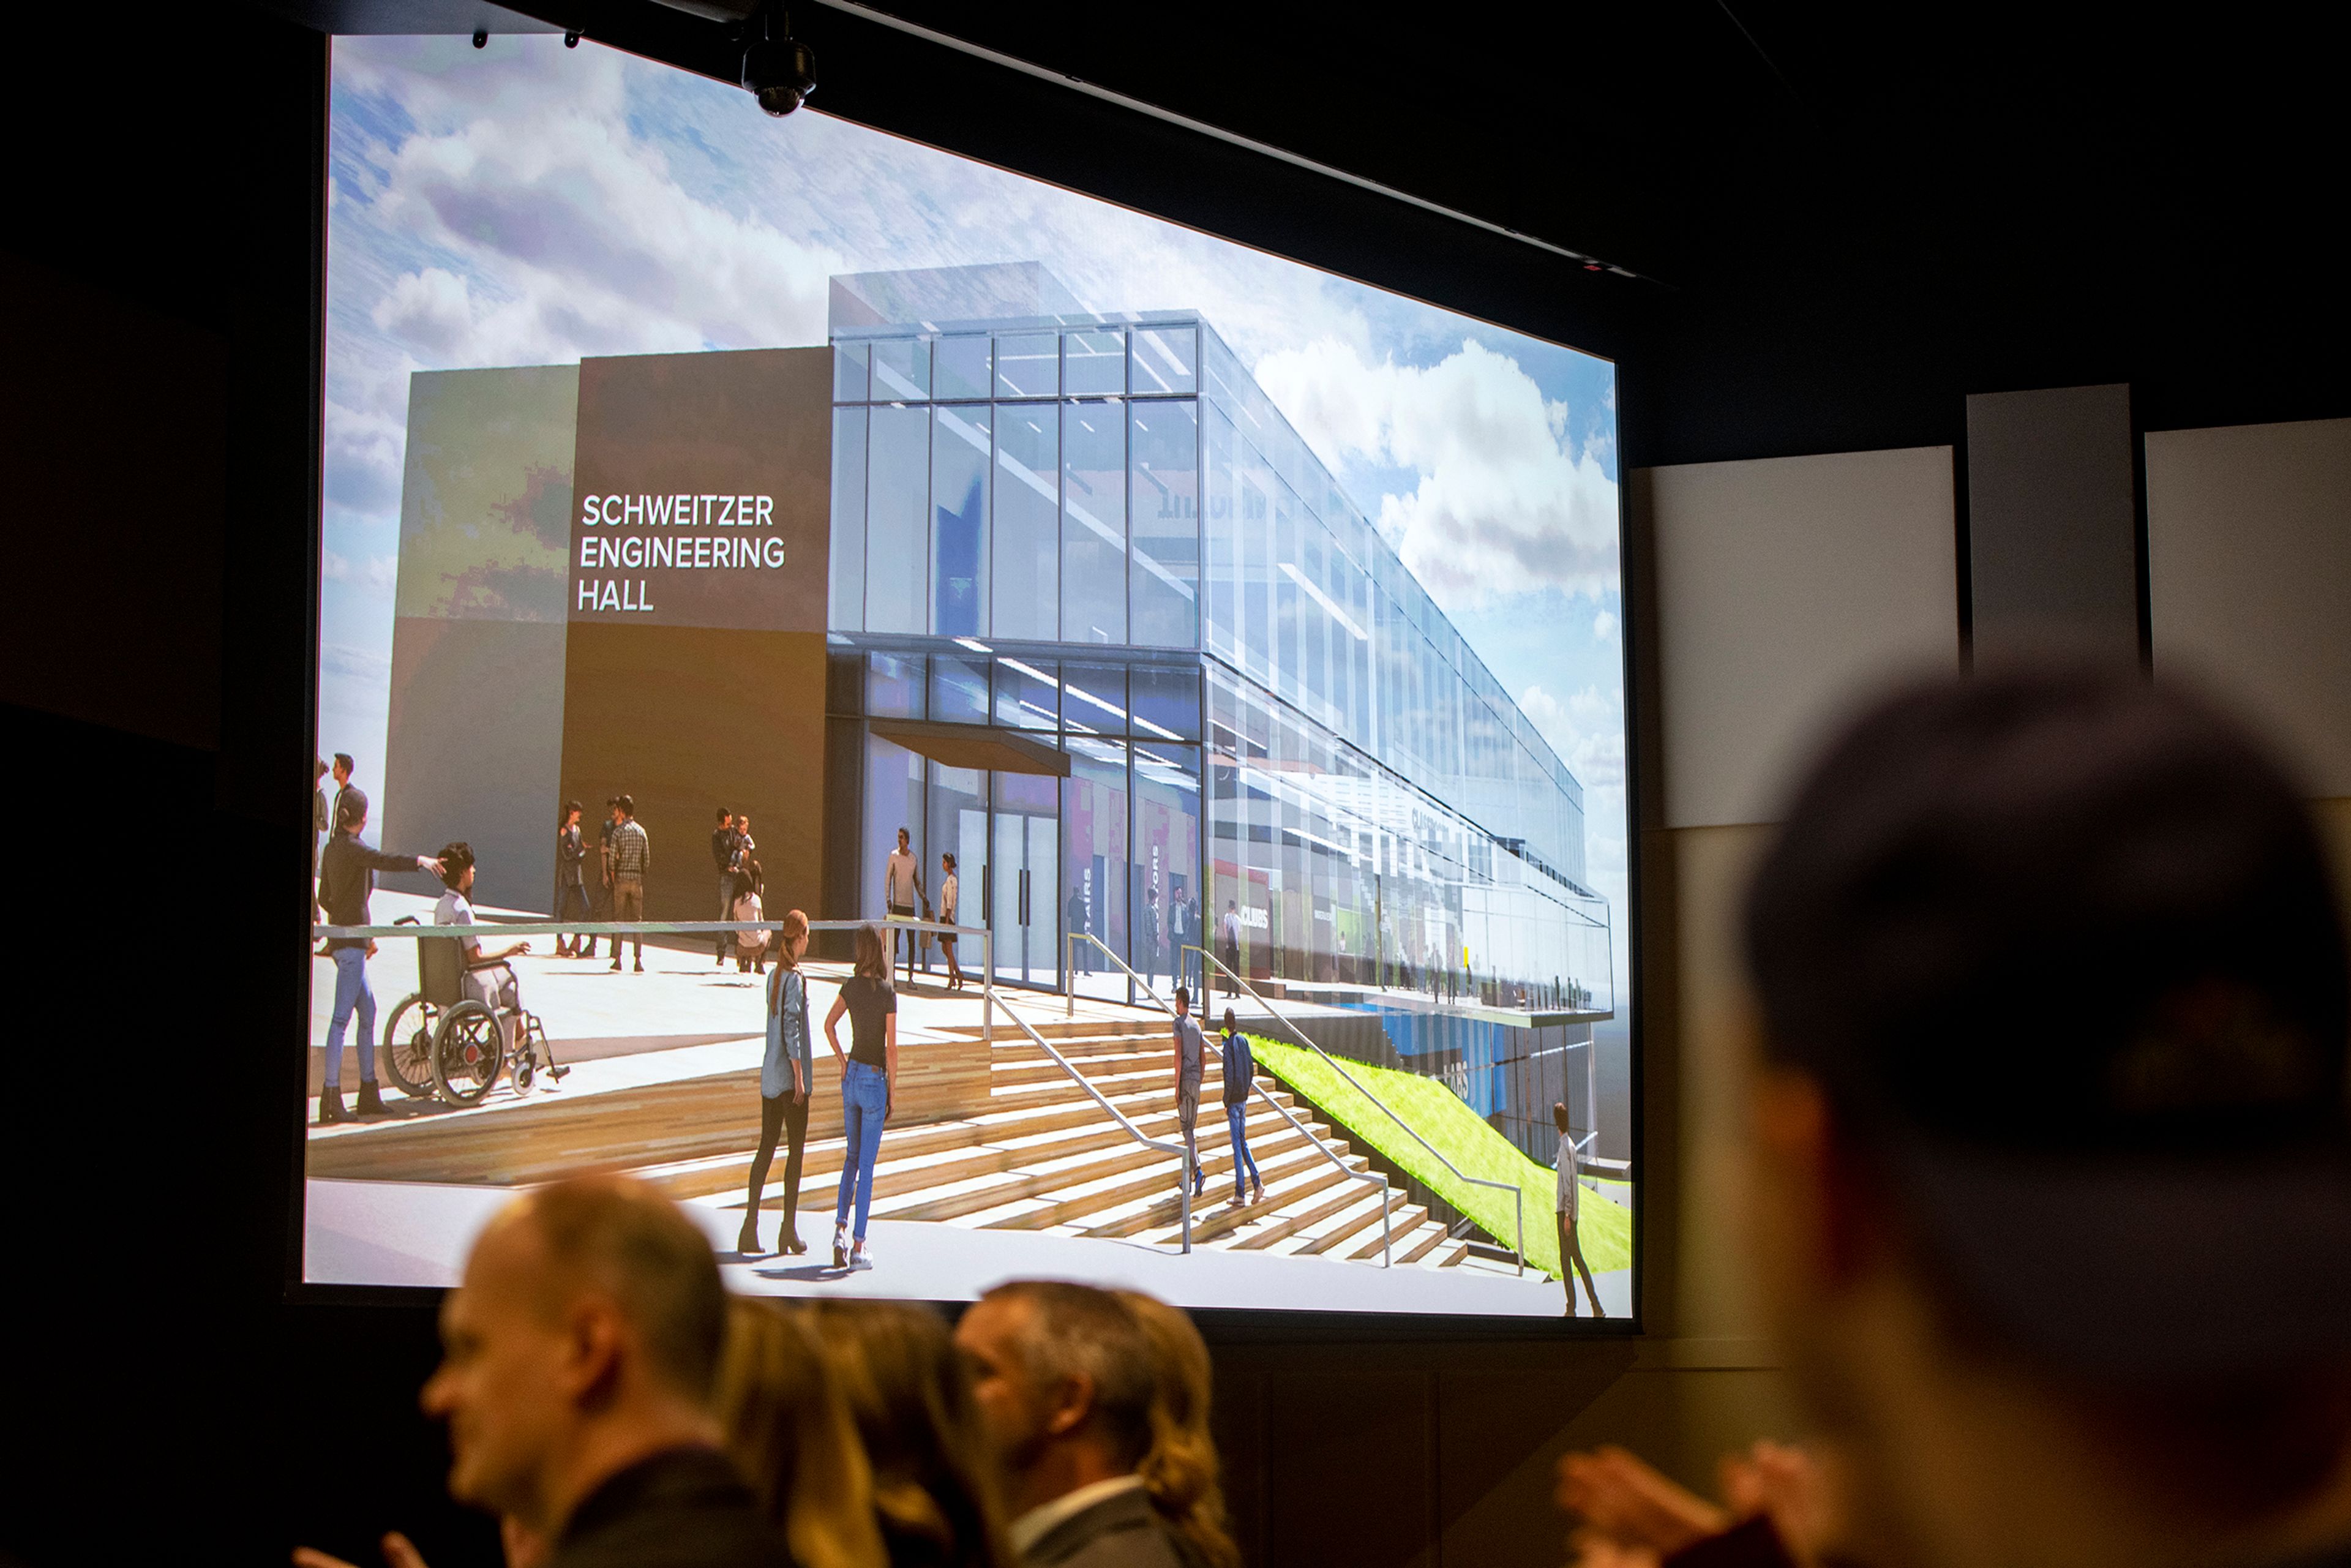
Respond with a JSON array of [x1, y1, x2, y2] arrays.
[[32, 1, 2351, 468], [839, 1, 2350, 459], [464, 0, 2351, 462]]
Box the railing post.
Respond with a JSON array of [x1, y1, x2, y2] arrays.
[[982, 929, 993, 1049], [1065, 933, 1074, 1017], [996, 989, 1195, 1261]]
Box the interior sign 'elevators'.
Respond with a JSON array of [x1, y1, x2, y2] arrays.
[[569, 347, 833, 632], [575, 491, 790, 613]]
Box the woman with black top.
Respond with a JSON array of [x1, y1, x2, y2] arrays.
[[827, 923, 898, 1270], [740, 909, 814, 1258]]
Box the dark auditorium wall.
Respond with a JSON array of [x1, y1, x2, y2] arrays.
[[0, 19, 1654, 1566], [9, 6, 2347, 1567]]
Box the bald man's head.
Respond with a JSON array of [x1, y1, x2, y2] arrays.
[[422, 1177, 727, 1522], [499, 1175, 729, 1400]]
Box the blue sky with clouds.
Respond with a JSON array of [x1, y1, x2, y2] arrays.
[[323, 34, 1627, 992]]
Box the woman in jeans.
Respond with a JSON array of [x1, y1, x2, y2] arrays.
[[825, 923, 898, 1270], [739, 909, 813, 1257]]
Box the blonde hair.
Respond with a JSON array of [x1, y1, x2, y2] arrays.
[[801, 1300, 1016, 1568], [853, 923, 888, 980], [715, 1297, 888, 1568], [1114, 1290, 1242, 1568], [768, 909, 812, 1017]]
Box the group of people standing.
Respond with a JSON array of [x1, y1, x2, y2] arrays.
[[882, 826, 967, 992], [735, 936, 1279, 1283], [1167, 989, 1265, 1209], [711, 807, 768, 973], [740, 919, 901, 1274], [554, 795, 650, 971]]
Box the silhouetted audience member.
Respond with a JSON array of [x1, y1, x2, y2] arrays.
[[803, 1299, 1016, 1568], [954, 1281, 1185, 1568], [716, 1296, 889, 1568], [1110, 1291, 1242, 1568], [1723, 665, 2351, 1568], [298, 1175, 789, 1568]]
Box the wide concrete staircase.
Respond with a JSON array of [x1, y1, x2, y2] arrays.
[[637, 1015, 1469, 1269]]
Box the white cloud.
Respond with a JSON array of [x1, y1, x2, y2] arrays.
[[1593, 609, 1617, 641], [1518, 682, 1624, 793], [319, 642, 390, 683], [1254, 337, 1619, 612], [324, 397, 404, 512], [359, 84, 844, 366], [372, 266, 474, 358], [321, 548, 397, 593]]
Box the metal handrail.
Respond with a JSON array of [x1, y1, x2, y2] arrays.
[[1187, 943, 1523, 1274], [1239, 1065, 1392, 1266], [1064, 929, 1176, 1017], [1067, 932, 1390, 1266], [994, 986, 1191, 1253]]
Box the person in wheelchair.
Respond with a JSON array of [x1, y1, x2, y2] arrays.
[[433, 841, 533, 1059]]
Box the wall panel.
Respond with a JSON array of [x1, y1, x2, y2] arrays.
[[2146, 417, 2351, 797], [1640, 448, 1960, 830]]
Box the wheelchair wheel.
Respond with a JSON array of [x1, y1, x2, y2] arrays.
[[510, 1019, 536, 1096], [431, 1002, 504, 1106], [379, 994, 440, 1099]]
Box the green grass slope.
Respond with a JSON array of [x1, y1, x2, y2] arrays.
[[1249, 1037, 1632, 1277]]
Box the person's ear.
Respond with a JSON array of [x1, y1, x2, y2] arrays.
[[1041, 1371, 1095, 1438], [557, 1294, 629, 1408]]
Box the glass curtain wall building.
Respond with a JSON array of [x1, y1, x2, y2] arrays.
[[826, 279, 1611, 1025]]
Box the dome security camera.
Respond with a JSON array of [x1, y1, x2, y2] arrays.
[[742, 13, 816, 116]]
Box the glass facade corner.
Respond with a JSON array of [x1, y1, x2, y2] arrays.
[[825, 280, 1612, 1035]]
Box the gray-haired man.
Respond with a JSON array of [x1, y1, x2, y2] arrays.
[[955, 1281, 1187, 1568]]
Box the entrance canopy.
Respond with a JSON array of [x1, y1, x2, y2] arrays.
[[870, 719, 1072, 778]]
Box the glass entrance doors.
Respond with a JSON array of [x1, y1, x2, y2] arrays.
[[989, 771, 1060, 988]]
